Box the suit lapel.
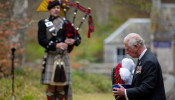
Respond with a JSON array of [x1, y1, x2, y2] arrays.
[[131, 50, 149, 86], [132, 59, 140, 86]]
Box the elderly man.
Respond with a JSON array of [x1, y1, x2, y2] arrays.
[[113, 33, 166, 100], [38, 0, 81, 100]]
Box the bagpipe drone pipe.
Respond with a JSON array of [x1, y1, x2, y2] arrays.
[[59, 0, 94, 38], [59, 0, 94, 52]]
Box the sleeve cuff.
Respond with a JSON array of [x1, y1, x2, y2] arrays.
[[46, 41, 56, 50], [125, 89, 129, 100]]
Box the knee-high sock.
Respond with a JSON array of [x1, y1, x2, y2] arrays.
[[56, 91, 65, 100], [47, 91, 65, 100], [46, 91, 55, 100]]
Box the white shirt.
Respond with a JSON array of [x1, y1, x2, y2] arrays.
[[139, 49, 147, 60]]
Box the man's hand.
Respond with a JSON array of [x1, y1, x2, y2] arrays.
[[65, 38, 75, 45], [113, 84, 126, 99], [56, 42, 68, 50]]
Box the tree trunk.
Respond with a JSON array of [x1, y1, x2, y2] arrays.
[[0, 0, 28, 76], [95, 0, 111, 25], [10, 0, 28, 66]]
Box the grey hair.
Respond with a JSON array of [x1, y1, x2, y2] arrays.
[[124, 33, 145, 48]]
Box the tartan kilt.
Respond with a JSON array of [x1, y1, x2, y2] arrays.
[[41, 50, 73, 100]]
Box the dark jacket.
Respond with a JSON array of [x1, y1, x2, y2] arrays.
[[38, 16, 81, 52], [127, 50, 166, 100]]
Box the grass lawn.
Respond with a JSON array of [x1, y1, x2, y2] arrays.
[[74, 93, 115, 100], [0, 66, 114, 100]]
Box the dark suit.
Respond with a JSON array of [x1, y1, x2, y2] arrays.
[[126, 50, 166, 100]]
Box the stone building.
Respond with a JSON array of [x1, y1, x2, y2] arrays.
[[104, 18, 152, 65]]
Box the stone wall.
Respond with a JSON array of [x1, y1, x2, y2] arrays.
[[104, 43, 116, 64], [151, 1, 175, 41], [151, 42, 175, 75], [151, 1, 175, 100]]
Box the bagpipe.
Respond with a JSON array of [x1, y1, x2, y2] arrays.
[[37, 0, 94, 38], [60, 0, 94, 52], [60, 0, 94, 38]]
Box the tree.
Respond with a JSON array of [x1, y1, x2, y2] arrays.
[[0, 0, 28, 77], [11, 0, 28, 65], [95, 0, 111, 25]]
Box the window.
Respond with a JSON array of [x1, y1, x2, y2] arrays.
[[116, 48, 126, 64]]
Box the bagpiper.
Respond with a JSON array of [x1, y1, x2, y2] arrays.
[[37, 0, 81, 100]]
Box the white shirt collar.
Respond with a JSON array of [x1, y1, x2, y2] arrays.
[[139, 49, 147, 60]]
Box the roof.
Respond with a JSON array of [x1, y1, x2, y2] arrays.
[[104, 18, 152, 44]]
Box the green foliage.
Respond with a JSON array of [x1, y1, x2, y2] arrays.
[[72, 70, 112, 93], [0, 67, 112, 99], [117, 0, 152, 12], [26, 40, 45, 62], [71, 16, 125, 62], [0, 67, 46, 100]]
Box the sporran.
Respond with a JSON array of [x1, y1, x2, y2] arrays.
[[51, 55, 67, 85]]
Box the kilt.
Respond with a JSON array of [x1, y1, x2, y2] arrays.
[[41, 49, 72, 100]]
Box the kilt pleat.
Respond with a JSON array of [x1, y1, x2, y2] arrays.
[[41, 50, 72, 100]]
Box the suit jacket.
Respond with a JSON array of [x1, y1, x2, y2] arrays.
[[126, 50, 166, 100]]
